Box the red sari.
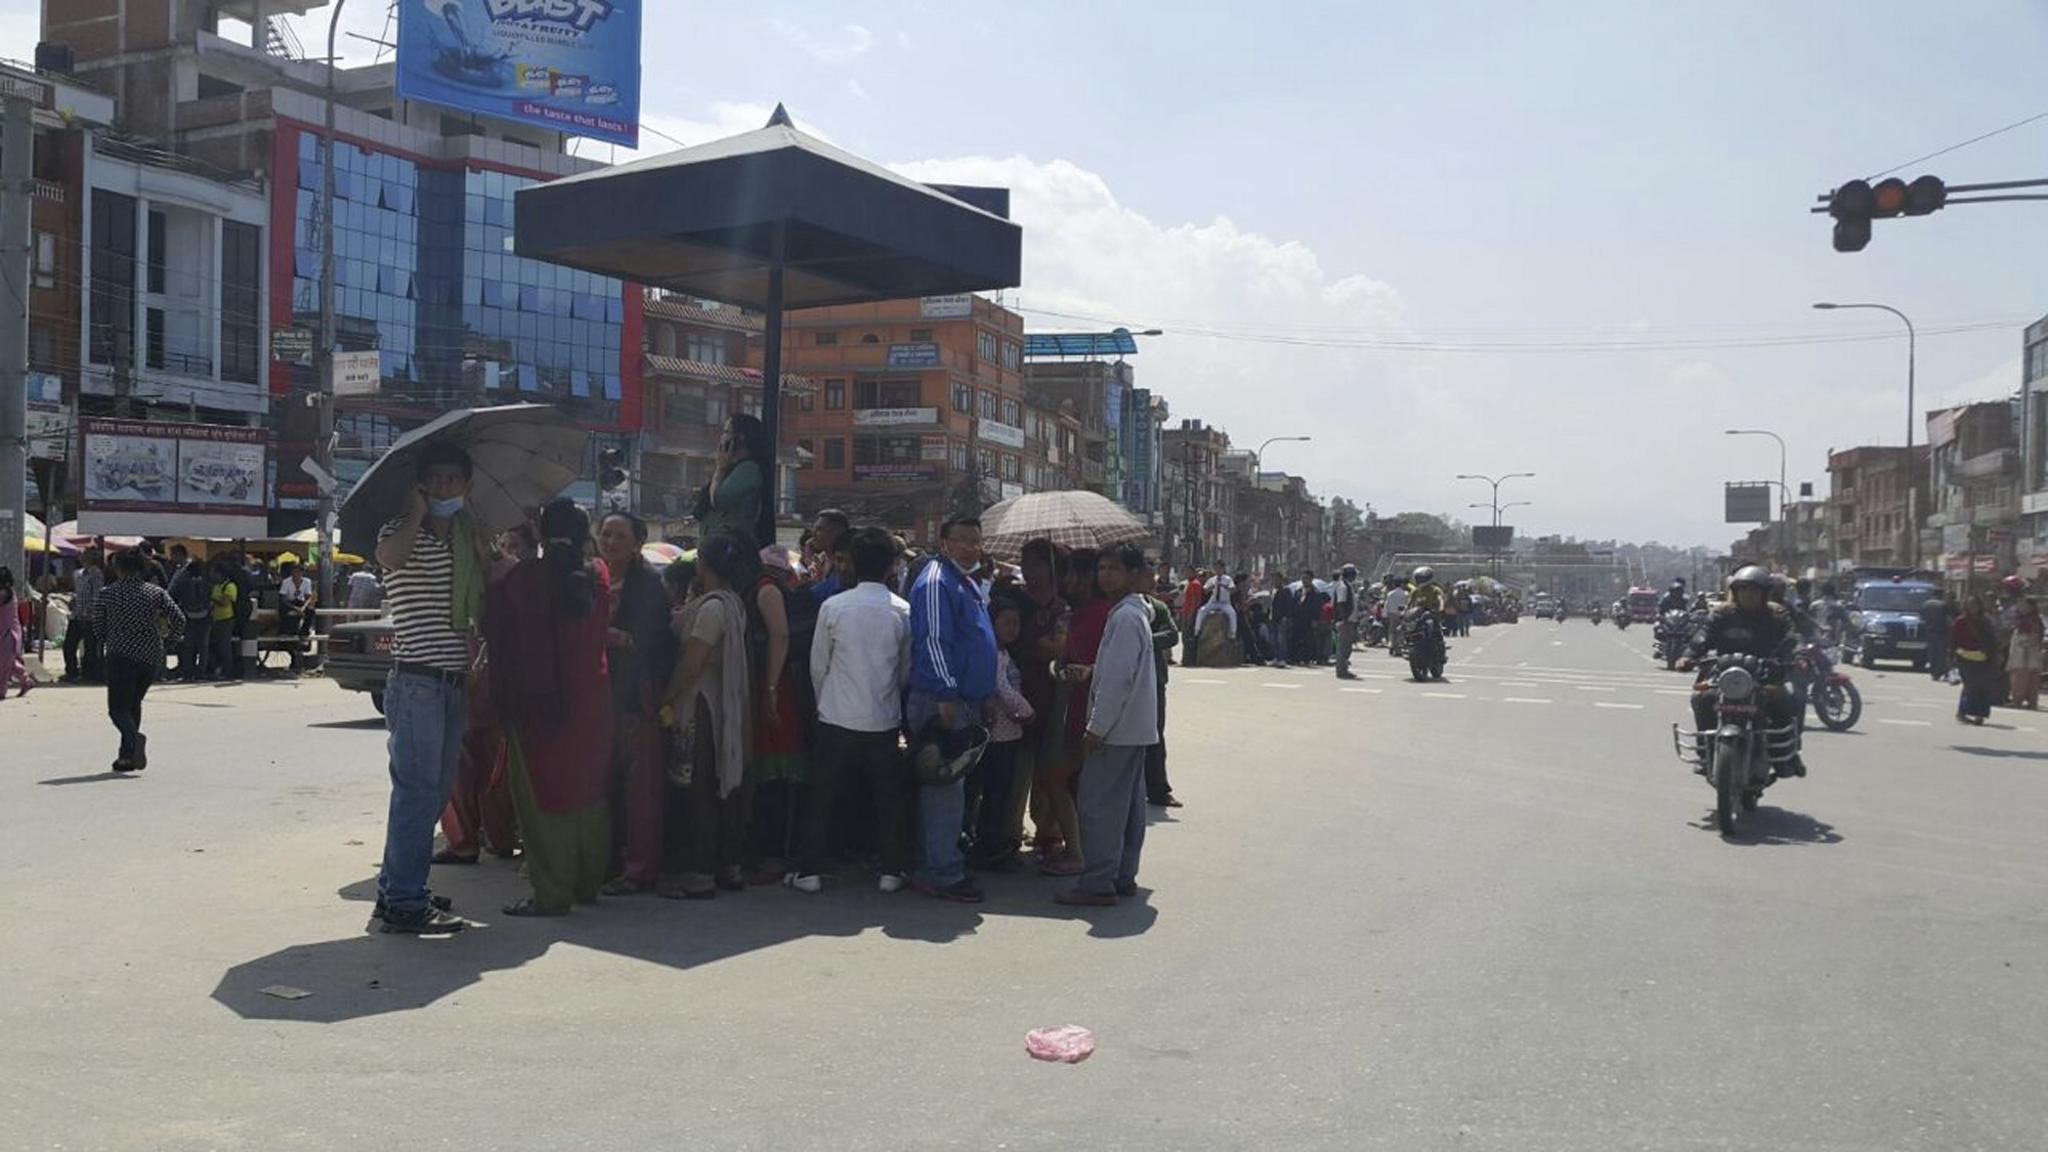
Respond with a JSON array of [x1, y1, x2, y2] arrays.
[[487, 560, 614, 812]]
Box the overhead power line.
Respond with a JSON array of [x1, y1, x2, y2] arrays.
[[1865, 107, 2048, 181]]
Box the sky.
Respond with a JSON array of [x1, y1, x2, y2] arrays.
[[8, 0, 2048, 548]]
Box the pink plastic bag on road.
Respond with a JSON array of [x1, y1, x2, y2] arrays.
[[1025, 1025, 1095, 1063]]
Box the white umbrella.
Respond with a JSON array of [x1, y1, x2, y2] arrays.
[[339, 404, 590, 555], [977, 490, 1148, 558]]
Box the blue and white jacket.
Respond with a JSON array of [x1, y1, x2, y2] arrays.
[[909, 556, 998, 705]]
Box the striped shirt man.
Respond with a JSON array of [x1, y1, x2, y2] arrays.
[[379, 516, 470, 673]]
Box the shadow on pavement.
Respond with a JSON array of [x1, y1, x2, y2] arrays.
[[216, 860, 1158, 1022], [307, 718, 386, 731], [37, 771, 137, 787], [1692, 806, 1844, 846], [1950, 744, 2048, 761]]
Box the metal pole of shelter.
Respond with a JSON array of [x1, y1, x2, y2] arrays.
[[0, 93, 33, 593], [759, 222, 786, 542]]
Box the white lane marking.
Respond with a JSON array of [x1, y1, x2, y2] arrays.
[[1551, 641, 1563, 646], [1503, 697, 1553, 705], [1574, 685, 1615, 692], [1594, 702, 1645, 710], [1260, 682, 1303, 690], [1500, 681, 1540, 688], [1422, 692, 1468, 700], [1898, 702, 1942, 710], [1184, 678, 1229, 685], [1342, 687, 1383, 694], [1879, 718, 1932, 727], [1655, 689, 1693, 696]]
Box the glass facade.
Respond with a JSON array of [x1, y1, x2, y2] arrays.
[[287, 130, 629, 424]]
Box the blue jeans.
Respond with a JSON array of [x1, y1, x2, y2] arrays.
[[907, 691, 973, 888], [1076, 743, 1149, 896], [377, 667, 469, 915]]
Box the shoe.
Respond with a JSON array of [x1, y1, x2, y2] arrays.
[[431, 848, 480, 865], [1336, 671, 1359, 680], [1055, 888, 1117, 907], [1038, 856, 1084, 877], [373, 893, 454, 918], [378, 906, 467, 935], [1114, 880, 1139, 897], [111, 758, 135, 773], [134, 734, 147, 771], [914, 879, 984, 903], [877, 873, 907, 893], [1147, 794, 1183, 809], [785, 873, 824, 894], [1782, 756, 1808, 778]]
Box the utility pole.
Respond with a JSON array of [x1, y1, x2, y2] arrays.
[[314, 0, 347, 610], [0, 93, 34, 589]]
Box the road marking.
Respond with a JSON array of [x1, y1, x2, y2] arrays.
[[1184, 678, 1229, 685], [1422, 692, 1467, 699], [1574, 685, 1615, 692], [1655, 689, 1693, 696], [1500, 681, 1539, 688], [1594, 702, 1645, 710], [1341, 687, 1383, 695], [1550, 641, 1563, 646], [1260, 682, 1303, 690], [1878, 718, 1932, 727], [1503, 697, 1553, 705]]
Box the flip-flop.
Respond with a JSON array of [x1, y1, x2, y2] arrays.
[[502, 898, 569, 917]]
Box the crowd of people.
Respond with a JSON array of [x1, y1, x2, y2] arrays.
[[1172, 565, 1487, 672], [369, 433, 1180, 934]]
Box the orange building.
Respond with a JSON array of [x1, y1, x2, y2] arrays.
[[779, 295, 1030, 540]]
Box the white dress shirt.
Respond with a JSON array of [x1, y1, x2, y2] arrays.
[[810, 580, 913, 733]]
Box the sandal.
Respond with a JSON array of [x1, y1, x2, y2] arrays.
[[502, 897, 569, 917], [600, 876, 653, 896], [432, 849, 480, 865], [657, 875, 717, 900]]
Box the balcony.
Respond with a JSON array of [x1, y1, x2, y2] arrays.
[[1954, 446, 2017, 482]]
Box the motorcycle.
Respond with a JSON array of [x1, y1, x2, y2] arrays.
[[1553, 606, 1569, 622], [1589, 607, 1603, 626], [1672, 654, 1801, 835], [1406, 610, 1447, 682], [1654, 609, 1697, 671], [1364, 607, 1389, 649], [1613, 607, 1631, 630], [1790, 640, 1862, 732]]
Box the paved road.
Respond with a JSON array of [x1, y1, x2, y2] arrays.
[[4, 621, 2047, 1150]]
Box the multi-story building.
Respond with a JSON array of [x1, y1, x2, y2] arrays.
[[1022, 356, 1130, 497], [1120, 387, 1165, 521], [780, 296, 1026, 540], [1728, 499, 1830, 576], [1925, 399, 2021, 583], [1828, 445, 1930, 571], [49, 1, 643, 532], [2016, 314, 2048, 574], [1160, 419, 1232, 572]]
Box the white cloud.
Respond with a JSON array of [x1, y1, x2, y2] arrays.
[[847, 78, 870, 101], [769, 18, 874, 62]]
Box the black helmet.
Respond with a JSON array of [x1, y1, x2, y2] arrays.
[[1341, 563, 1357, 576], [1669, 578, 1685, 590], [1728, 565, 1770, 592]]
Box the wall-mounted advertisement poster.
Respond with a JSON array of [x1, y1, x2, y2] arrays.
[[81, 420, 270, 538]]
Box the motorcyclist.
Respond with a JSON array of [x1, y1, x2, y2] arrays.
[[1658, 579, 1688, 613], [1683, 565, 1805, 777], [1406, 566, 1450, 616], [1382, 575, 1411, 656]]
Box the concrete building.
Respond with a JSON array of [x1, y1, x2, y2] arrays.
[[1827, 445, 1930, 572], [779, 296, 1025, 541], [1160, 419, 1232, 572], [1924, 399, 2021, 584], [2016, 314, 2048, 575], [1022, 357, 1129, 497]]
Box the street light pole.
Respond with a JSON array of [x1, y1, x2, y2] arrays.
[[1254, 436, 1310, 574], [1455, 471, 1536, 526], [1725, 428, 1788, 568], [1814, 301, 1919, 569], [315, 0, 347, 611]]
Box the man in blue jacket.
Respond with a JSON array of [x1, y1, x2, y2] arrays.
[[908, 513, 999, 903]]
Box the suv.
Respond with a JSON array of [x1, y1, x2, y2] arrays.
[[1847, 579, 1939, 670], [325, 616, 394, 714]]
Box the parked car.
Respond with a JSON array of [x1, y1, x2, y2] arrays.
[[325, 616, 394, 714], [1845, 578, 1940, 670]]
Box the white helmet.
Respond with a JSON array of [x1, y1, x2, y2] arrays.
[[1412, 566, 1436, 586]]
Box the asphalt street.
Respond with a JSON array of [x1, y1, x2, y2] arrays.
[[4, 619, 2047, 1151]]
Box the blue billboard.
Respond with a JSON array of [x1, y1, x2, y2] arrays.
[[396, 0, 642, 147]]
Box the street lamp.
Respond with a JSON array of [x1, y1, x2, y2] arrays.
[[1255, 435, 1312, 475], [1814, 300, 1919, 568], [314, 0, 349, 612], [1455, 471, 1535, 526], [1724, 428, 1788, 564]]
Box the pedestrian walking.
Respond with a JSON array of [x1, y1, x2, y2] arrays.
[[907, 514, 999, 903], [2007, 597, 2044, 710], [792, 526, 914, 894], [0, 567, 34, 699], [62, 547, 105, 683], [92, 550, 183, 772], [1057, 542, 1159, 907], [371, 441, 486, 935], [658, 533, 755, 900], [488, 499, 614, 916], [1953, 594, 1998, 725], [1332, 563, 1360, 679]]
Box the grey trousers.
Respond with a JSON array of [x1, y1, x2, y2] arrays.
[[1335, 618, 1357, 674], [1076, 743, 1149, 895]]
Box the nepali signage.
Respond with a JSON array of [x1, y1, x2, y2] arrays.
[[853, 463, 942, 483], [80, 419, 269, 538], [397, 0, 643, 147], [977, 419, 1024, 449], [852, 407, 938, 427], [919, 294, 974, 319], [885, 342, 943, 369]]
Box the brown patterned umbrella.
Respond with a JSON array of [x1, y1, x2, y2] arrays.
[[978, 490, 1148, 558]]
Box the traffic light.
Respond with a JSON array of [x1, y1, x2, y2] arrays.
[[1826, 175, 1946, 251]]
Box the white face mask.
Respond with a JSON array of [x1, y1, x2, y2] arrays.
[[428, 495, 466, 518]]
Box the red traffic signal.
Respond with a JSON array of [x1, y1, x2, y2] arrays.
[[1872, 177, 1908, 217], [1824, 174, 1947, 251]]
